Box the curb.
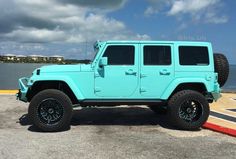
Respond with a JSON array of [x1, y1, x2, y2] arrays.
[[0, 90, 18, 94], [203, 122, 236, 137]]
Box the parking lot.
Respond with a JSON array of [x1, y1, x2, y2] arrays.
[[0, 95, 236, 159]]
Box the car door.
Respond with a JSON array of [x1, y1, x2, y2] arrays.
[[94, 44, 139, 97], [140, 44, 174, 98]]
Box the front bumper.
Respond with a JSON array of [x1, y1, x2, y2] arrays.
[[16, 77, 29, 102]]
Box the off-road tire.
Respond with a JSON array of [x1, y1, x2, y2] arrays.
[[28, 89, 72, 132], [214, 53, 229, 87], [167, 90, 209, 130], [148, 105, 167, 114]]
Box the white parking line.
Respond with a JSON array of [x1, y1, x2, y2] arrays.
[[209, 115, 236, 125]]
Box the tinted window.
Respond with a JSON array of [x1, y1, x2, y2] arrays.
[[179, 46, 209, 65], [144, 46, 171, 65], [103, 45, 134, 65]]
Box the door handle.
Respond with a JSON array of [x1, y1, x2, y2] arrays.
[[159, 69, 170, 75], [125, 69, 137, 75]]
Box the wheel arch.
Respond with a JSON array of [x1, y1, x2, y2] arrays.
[[26, 80, 82, 104], [161, 79, 209, 100]]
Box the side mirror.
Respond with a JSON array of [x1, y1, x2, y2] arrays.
[[99, 57, 108, 67]]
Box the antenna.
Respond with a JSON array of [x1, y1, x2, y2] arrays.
[[85, 40, 88, 58]]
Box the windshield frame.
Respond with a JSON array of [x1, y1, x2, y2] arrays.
[[91, 41, 105, 67], [91, 47, 99, 63]]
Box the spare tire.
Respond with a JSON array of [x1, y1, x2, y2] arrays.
[[214, 53, 229, 87]]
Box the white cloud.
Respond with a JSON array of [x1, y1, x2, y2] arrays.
[[205, 11, 228, 24], [0, 0, 150, 43], [144, 6, 159, 16], [135, 34, 151, 40], [168, 0, 219, 15], [4, 27, 67, 43], [0, 0, 151, 59], [145, 0, 228, 24], [144, 0, 170, 16]]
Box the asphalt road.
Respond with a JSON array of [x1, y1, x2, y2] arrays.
[[0, 95, 236, 159]]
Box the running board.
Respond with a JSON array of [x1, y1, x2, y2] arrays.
[[79, 99, 165, 106]]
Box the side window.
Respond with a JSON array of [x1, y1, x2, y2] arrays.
[[103, 45, 134, 65], [144, 46, 171, 65], [179, 46, 209, 65]]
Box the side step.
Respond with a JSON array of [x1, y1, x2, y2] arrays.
[[79, 99, 165, 106]]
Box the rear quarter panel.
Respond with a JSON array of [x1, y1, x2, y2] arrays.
[[161, 42, 215, 99]]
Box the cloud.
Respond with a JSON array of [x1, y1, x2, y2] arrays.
[[58, 0, 127, 11], [168, 0, 219, 15], [0, 0, 150, 44], [145, 0, 228, 24], [144, 6, 159, 16], [205, 11, 228, 24], [3, 27, 67, 43], [144, 0, 170, 16], [0, 0, 151, 59]]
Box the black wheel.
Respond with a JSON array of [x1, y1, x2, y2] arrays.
[[214, 53, 229, 87], [28, 89, 72, 132], [148, 105, 167, 114], [168, 90, 209, 130]]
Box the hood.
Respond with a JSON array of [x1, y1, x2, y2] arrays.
[[39, 64, 92, 73]]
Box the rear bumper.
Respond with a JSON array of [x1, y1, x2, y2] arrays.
[[211, 83, 221, 101], [16, 77, 29, 102], [211, 91, 222, 101]]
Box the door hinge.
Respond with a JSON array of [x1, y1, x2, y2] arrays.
[[94, 72, 100, 78], [140, 73, 147, 78], [140, 87, 147, 93], [94, 87, 101, 93]]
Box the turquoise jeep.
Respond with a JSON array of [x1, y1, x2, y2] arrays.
[[17, 41, 229, 132]]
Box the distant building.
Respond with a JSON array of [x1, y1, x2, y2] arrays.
[[0, 54, 65, 63], [28, 55, 47, 62], [49, 55, 64, 62], [2, 54, 16, 61], [16, 55, 27, 61]]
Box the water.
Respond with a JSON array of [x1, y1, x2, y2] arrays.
[[222, 65, 236, 92], [0, 63, 236, 91], [0, 63, 48, 89]]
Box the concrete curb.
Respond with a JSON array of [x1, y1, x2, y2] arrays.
[[203, 122, 236, 137], [0, 90, 18, 94]]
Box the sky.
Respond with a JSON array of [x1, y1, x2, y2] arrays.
[[0, 0, 235, 64]]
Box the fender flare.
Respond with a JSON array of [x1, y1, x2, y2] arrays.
[[31, 75, 84, 100], [161, 78, 209, 100]]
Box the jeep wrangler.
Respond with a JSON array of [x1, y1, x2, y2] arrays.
[[17, 41, 229, 132]]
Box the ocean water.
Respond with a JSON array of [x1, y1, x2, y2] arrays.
[[0, 63, 235, 91], [222, 65, 236, 92], [0, 63, 47, 89]]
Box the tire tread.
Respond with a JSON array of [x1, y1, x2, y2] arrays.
[[168, 90, 209, 130], [28, 89, 72, 132]]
